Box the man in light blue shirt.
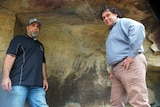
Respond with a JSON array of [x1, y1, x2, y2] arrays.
[[106, 17, 145, 67], [101, 6, 150, 107]]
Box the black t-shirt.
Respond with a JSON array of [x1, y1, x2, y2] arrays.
[[7, 35, 46, 87]]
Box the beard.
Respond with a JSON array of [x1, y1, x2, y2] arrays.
[[31, 32, 38, 38]]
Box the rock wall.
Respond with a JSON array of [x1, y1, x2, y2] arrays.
[[0, 0, 160, 107]]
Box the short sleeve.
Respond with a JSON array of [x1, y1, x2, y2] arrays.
[[7, 36, 20, 56]]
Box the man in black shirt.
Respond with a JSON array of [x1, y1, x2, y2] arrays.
[[1, 18, 49, 107]]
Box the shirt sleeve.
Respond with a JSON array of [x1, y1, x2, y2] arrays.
[[43, 54, 46, 63], [121, 18, 145, 58], [127, 20, 145, 58], [7, 36, 20, 56], [41, 44, 46, 63]]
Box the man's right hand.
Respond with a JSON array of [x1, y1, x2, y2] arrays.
[[1, 77, 12, 91]]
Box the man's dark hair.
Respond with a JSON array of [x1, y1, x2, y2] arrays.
[[100, 6, 123, 20]]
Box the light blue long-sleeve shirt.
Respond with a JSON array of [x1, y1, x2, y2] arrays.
[[106, 18, 145, 66]]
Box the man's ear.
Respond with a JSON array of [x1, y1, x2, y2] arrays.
[[26, 26, 28, 31]]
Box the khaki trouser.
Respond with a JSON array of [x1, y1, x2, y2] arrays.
[[110, 53, 151, 107]]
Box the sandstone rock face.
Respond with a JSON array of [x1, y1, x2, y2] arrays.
[[0, 0, 160, 107]]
